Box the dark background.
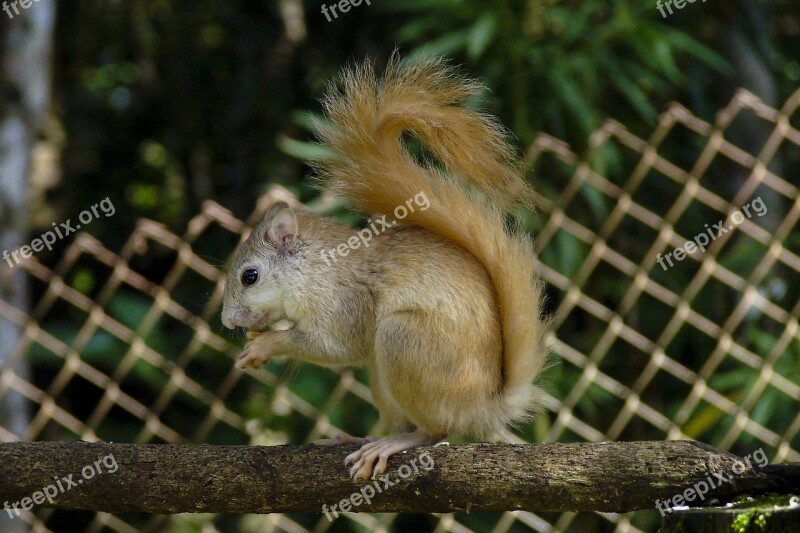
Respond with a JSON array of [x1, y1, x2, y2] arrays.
[[1, 1, 799, 532]]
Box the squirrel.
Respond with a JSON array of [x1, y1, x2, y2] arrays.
[[221, 57, 550, 480]]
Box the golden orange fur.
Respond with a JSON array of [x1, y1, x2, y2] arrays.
[[222, 57, 550, 479]]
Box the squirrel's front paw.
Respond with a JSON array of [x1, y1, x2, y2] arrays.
[[236, 335, 272, 369]]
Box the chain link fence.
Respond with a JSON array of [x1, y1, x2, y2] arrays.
[[1, 86, 799, 532]]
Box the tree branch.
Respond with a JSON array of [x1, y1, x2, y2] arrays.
[[0, 440, 796, 515]]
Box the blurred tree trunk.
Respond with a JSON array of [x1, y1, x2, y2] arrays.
[[0, 8, 55, 532]]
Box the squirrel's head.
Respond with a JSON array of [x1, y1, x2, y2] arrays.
[[221, 201, 301, 331]]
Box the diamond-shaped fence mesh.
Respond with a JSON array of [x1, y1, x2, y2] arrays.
[[1, 87, 799, 532]]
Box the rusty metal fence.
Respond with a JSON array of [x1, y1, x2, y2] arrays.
[[1, 86, 799, 532]]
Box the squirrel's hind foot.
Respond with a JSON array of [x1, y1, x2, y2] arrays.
[[344, 431, 439, 481]]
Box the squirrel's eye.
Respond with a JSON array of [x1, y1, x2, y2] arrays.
[[241, 269, 259, 287]]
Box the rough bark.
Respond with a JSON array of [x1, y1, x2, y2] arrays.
[[0, 440, 797, 515]]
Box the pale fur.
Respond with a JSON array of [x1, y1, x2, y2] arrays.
[[222, 57, 550, 442]]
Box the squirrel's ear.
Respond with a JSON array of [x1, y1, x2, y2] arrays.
[[263, 201, 289, 222], [265, 207, 298, 252]]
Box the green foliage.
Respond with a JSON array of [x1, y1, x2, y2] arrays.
[[383, 0, 728, 148], [18, 1, 800, 531]]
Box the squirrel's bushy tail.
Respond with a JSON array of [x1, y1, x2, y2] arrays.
[[316, 57, 550, 430]]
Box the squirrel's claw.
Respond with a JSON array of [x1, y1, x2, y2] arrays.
[[236, 351, 267, 369], [235, 337, 270, 369], [344, 432, 437, 481]]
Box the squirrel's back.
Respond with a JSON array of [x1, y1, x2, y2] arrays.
[[316, 56, 551, 433]]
